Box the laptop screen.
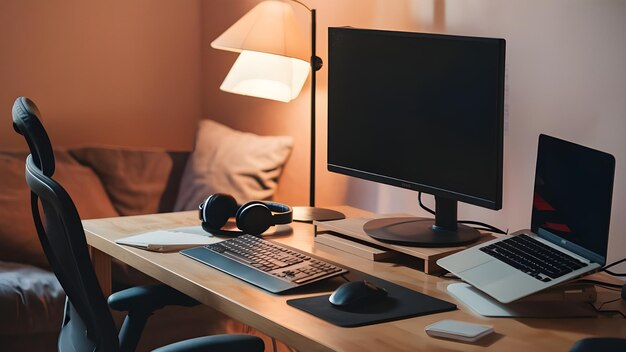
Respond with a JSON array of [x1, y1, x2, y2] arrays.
[[531, 134, 615, 263]]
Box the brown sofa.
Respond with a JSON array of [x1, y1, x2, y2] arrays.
[[0, 120, 295, 351]]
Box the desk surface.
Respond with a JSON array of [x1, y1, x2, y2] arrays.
[[83, 206, 626, 352]]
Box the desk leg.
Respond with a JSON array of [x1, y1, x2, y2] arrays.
[[89, 246, 112, 297]]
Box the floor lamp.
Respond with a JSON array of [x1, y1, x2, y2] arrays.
[[212, 0, 345, 222]]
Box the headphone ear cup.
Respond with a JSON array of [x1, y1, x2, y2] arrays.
[[202, 193, 238, 229], [236, 201, 272, 236]]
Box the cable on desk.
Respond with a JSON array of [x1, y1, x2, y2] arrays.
[[417, 192, 508, 234], [576, 279, 622, 290], [588, 302, 626, 320], [601, 257, 626, 277], [578, 276, 626, 320]]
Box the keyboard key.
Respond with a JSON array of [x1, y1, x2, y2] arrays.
[[480, 234, 589, 281], [199, 235, 348, 289]]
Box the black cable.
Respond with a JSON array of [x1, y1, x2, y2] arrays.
[[601, 258, 626, 277], [588, 302, 626, 319], [580, 278, 626, 319], [575, 279, 623, 290], [418, 192, 436, 216], [458, 220, 508, 235], [417, 192, 508, 234], [598, 297, 623, 306]]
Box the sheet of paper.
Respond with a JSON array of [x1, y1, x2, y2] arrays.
[[116, 229, 222, 252]]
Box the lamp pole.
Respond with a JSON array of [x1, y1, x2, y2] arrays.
[[285, 1, 344, 222], [310, 8, 321, 208], [291, 1, 320, 208]]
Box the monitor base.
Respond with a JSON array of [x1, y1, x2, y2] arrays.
[[364, 217, 480, 247], [292, 206, 346, 223]]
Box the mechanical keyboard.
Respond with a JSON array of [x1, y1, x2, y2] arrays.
[[479, 234, 588, 282], [180, 235, 348, 293]]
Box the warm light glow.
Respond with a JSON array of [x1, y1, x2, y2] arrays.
[[220, 50, 310, 103], [211, 0, 308, 62]]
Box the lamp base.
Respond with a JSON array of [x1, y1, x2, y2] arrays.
[[292, 206, 345, 222]]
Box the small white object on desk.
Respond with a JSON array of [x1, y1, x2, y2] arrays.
[[425, 319, 494, 342], [116, 228, 222, 252]]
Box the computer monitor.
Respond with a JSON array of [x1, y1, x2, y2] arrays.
[[327, 27, 506, 246]]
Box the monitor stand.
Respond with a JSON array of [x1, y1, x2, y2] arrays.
[[363, 196, 481, 247]]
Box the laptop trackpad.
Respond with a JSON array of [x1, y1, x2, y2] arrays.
[[460, 260, 513, 287]]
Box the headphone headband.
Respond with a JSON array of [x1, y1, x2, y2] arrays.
[[255, 201, 292, 224], [198, 200, 292, 223]]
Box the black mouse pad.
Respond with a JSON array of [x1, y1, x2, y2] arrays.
[[286, 274, 456, 327]]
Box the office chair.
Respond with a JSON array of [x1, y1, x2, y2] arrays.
[[14, 97, 264, 351]]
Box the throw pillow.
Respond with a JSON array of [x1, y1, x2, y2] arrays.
[[174, 119, 293, 211], [0, 151, 119, 268], [70, 147, 181, 216]]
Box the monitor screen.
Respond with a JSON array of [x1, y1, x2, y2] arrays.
[[327, 28, 506, 246]]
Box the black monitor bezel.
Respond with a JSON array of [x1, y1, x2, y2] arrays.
[[327, 27, 506, 210]]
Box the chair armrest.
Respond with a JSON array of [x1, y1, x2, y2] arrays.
[[153, 334, 264, 352], [108, 284, 198, 313]]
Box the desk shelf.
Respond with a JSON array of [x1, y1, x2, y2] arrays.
[[315, 215, 495, 274]]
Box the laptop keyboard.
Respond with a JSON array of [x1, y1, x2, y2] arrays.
[[479, 234, 589, 282]]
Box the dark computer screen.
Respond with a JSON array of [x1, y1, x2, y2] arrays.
[[327, 28, 505, 246], [328, 28, 505, 209], [531, 134, 615, 261]]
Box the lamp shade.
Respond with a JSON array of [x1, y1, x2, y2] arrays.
[[211, 0, 308, 62], [220, 50, 310, 102], [213, 0, 311, 102]]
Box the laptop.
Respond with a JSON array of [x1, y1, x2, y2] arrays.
[[437, 134, 615, 303]]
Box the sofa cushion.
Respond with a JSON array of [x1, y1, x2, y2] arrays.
[[70, 147, 189, 215], [174, 120, 293, 211], [0, 150, 119, 268], [0, 261, 65, 335]]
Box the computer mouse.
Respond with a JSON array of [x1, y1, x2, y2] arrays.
[[329, 280, 388, 307]]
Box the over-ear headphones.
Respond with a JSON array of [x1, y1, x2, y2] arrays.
[[199, 193, 292, 236]]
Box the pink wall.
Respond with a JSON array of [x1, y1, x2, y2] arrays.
[[0, 0, 204, 150]]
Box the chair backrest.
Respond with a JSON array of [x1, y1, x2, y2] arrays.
[[13, 96, 118, 351], [25, 155, 119, 351], [12, 96, 64, 290], [12, 97, 55, 176]]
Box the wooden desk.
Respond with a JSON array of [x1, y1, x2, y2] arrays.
[[83, 206, 626, 352]]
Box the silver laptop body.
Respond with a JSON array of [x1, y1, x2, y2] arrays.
[[438, 134, 615, 303]]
